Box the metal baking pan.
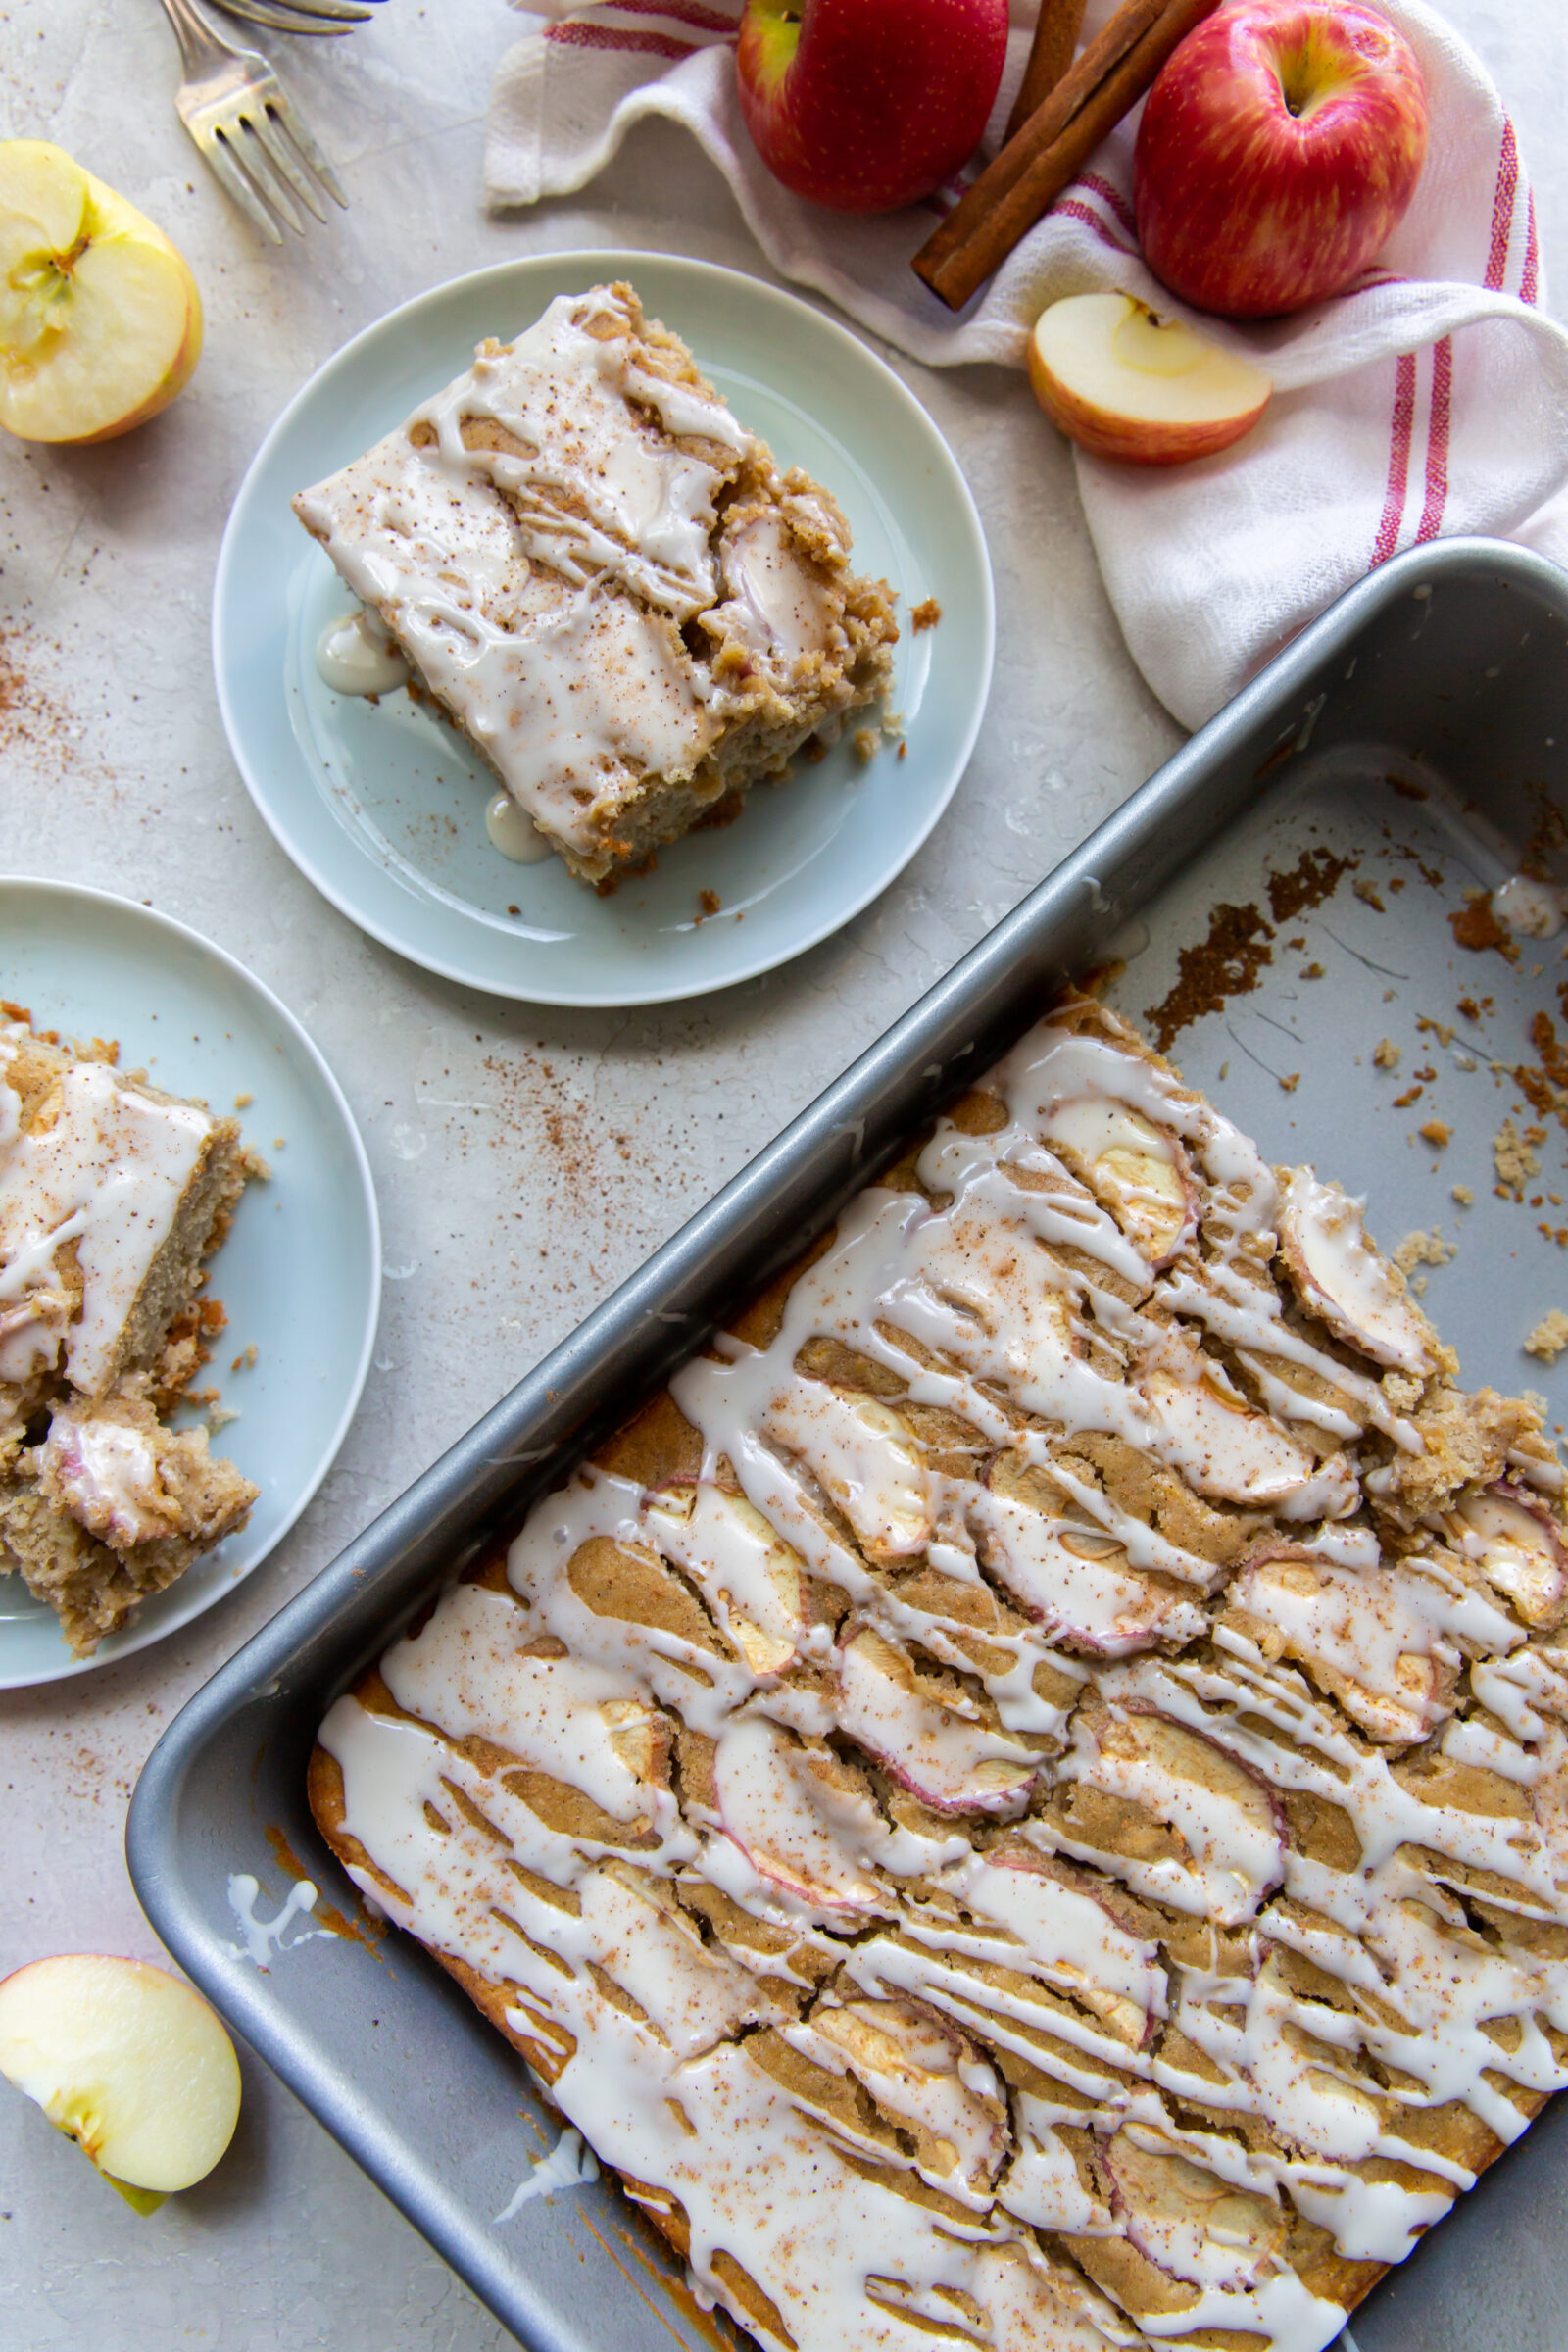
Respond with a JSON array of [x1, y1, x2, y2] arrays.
[[129, 536, 1568, 2352]]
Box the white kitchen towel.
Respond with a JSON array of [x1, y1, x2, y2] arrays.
[[485, 0, 1568, 727]]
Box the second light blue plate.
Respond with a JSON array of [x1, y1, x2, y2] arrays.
[[214, 251, 994, 1005]]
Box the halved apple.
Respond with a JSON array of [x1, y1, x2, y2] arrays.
[[1028, 293, 1271, 467], [0, 1953, 240, 2207], [0, 140, 203, 445]]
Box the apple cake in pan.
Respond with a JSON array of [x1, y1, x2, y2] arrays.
[[293, 281, 899, 890], [311, 994, 1568, 2352], [0, 1013, 260, 1654]]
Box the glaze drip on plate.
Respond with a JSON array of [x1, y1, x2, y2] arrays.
[[313, 997, 1568, 2352]]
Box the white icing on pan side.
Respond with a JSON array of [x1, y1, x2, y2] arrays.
[[319, 1004, 1568, 2352]]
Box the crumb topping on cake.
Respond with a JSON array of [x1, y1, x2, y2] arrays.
[[313, 999, 1568, 2352]]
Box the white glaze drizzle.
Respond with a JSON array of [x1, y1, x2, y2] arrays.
[[294, 286, 850, 862], [0, 1031, 212, 1393], [495, 2126, 599, 2222], [318, 1005, 1568, 2352], [316, 605, 409, 697], [225, 1874, 330, 1969]]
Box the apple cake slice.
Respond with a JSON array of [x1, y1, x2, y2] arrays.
[[0, 1011, 260, 1654], [293, 281, 898, 890], [311, 995, 1568, 2352]]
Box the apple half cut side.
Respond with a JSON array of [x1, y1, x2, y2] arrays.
[[0, 139, 203, 445], [0, 1953, 241, 2209], [1027, 294, 1272, 467]]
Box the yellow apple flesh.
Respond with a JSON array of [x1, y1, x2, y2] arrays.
[[0, 140, 203, 445], [1028, 292, 1272, 466], [0, 1954, 241, 2205]]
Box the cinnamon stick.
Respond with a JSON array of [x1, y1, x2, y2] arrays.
[[1005, 0, 1088, 143], [913, 0, 1221, 313]]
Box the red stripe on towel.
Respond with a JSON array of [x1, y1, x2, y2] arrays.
[[1414, 336, 1453, 545], [1484, 120, 1519, 290], [609, 0, 740, 34], [1371, 351, 1418, 566], [1054, 197, 1139, 262], [1078, 171, 1138, 237], [1522, 195, 1541, 306], [546, 20, 697, 58]]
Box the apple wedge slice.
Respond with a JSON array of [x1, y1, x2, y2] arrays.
[[0, 140, 203, 445], [1028, 294, 1271, 467], [0, 1954, 240, 2206]]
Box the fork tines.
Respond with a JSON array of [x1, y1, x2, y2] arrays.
[[210, 0, 383, 33], [193, 76, 347, 241]]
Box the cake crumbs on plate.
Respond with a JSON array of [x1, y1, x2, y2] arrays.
[[1373, 1038, 1401, 1069], [1419, 1119, 1451, 1147], [1525, 1309, 1568, 1361], [853, 726, 880, 762], [233, 1091, 253, 1108], [1452, 1183, 1475, 1206], [909, 597, 942, 632], [230, 1342, 259, 1373], [696, 890, 722, 922], [1495, 1114, 1544, 1195], [1353, 876, 1386, 911], [1279, 1071, 1300, 1092], [1395, 1229, 1455, 1297]]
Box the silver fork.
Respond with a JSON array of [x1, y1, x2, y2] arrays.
[[208, 0, 385, 35], [158, 0, 348, 244]]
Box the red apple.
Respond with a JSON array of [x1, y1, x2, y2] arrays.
[[736, 0, 1008, 215], [1134, 0, 1428, 319]]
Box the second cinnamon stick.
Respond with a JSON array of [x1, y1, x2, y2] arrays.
[[1005, 0, 1089, 142], [914, 0, 1221, 312]]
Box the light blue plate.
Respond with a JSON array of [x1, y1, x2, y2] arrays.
[[214, 252, 994, 1004], [0, 882, 380, 1688]]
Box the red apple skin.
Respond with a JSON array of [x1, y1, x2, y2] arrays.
[[736, 0, 1009, 214], [1134, 0, 1428, 319]]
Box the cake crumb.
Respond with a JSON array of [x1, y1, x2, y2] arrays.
[[230, 1343, 259, 1373], [1396, 1228, 1456, 1275], [1415, 1016, 1456, 1048], [507, 904, 520, 917], [1495, 1115, 1544, 1194], [853, 727, 880, 763], [1419, 1119, 1451, 1147], [1280, 1072, 1300, 1093], [1524, 1309, 1568, 1362], [1353, 877, 1386, 911], [697, 889, 721, 921], [910, 598, 942, 632], [1392, 1084, 1424, 1108], [272, 1136, 286, 1150], [1372, 1038, 1401, 1069], [1451, 890, 1517, 959], [1299, 962, 1324, 979], [233, 1091, 253, 1108], [1452, 1183, 1474, 1206]]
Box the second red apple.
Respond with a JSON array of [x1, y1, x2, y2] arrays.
[[1134, 0, 1428, 319], [736, 0, 1009, 215]]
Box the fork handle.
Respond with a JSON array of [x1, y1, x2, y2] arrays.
[[158, 0, 241, 74]]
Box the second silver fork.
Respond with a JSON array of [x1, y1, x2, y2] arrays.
[[159, 0, 348, 244]]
